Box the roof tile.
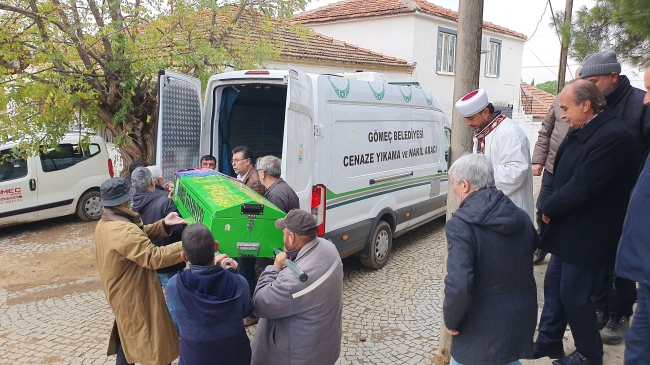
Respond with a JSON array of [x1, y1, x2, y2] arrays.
[[520, 82, 556, 118], [295, 0, 527, 40]]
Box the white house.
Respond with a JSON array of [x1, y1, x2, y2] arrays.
[[294, 0, 528, 118]]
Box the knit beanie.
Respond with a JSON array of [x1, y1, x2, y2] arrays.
[[580, 51, 621, 78]]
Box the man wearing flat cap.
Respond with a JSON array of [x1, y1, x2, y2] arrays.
[[455, 89, 534, 221], [251, 209, 343, 365], [580, 51, 650, 345], [94, 177, 187, 365]]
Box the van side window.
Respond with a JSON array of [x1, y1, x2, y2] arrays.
[[444, 128, 451, 163], [0, 149, 28, 182], [40, 143, 101, 172]]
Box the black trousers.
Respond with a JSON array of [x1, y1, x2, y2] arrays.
[[535, 170, 554, 236], [237, 257, 257, 298], [593, 266, 637, 318], [536, 255, 605, 360]]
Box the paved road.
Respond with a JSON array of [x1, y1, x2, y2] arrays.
[[0, 215, 447, 365]]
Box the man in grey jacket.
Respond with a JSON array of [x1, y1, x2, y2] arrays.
[[251, 209, 343, 365], [257, 155, 300, 214]]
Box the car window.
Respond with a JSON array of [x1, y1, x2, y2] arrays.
[[40, 143, 101, 172], [0, 149, 28, 182]]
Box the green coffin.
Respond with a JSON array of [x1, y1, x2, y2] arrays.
[[172, 169, 285, 258]]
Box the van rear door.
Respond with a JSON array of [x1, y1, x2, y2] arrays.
[[282, 66, 314, 209], [155, 70, 204, 181]]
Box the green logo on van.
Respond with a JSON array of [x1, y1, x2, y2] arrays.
[[399, 86, 412, 103], [328, 77, 350, 98], [368, 82, 385, 100], [422, 90, 433, 105]]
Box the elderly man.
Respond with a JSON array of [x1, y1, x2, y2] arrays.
[[231, 146, 265, 195], [251, 209, 343, 365], [444, 153, 537, 365], [257, 155, 300, 213], [532, 80, 641, 365], [95, 177, 186, 365], [455, 89, 534, 221], [146, 165, 170, 194], [531, 68, 581, 265], [615, 61, 650, 364], [165, 223, 252, 365], [131, 167, 185, 329], [199, 155, 217, 170], [580, 51, 650, 343]]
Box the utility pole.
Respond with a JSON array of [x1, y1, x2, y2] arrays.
[[556, 0, 574, 94], [436, 0, 484, 362]]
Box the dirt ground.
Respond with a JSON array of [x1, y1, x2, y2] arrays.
[[0, 216, 101, 295]]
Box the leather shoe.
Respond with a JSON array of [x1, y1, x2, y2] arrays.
[[552, 350, 603, 365], [531, 344, 565, 359]]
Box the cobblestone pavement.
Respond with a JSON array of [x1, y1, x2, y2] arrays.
[[0, 214, 447, 365]]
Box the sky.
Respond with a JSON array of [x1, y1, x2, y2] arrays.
[[299, 0, 646, 89]]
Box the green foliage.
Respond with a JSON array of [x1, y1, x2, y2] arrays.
[[535, 80, 572, 96], [559, 0, 650, 66], [536, 80, 559, 95], [0, 0, 308, 166]]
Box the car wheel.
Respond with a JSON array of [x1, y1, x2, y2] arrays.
[[77, 191, 102, 221], [360, 220, 392, 269]]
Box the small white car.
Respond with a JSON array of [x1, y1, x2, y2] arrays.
[[0, 133, 114, 227]]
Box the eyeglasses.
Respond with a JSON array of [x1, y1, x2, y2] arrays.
[[231, 158, 246, 164]]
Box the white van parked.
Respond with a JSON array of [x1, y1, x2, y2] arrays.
[[0, 134, 114, 227], [156, 67, 451, 268]]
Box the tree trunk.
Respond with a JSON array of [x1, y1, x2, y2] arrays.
[[435, 0, 484, 363]]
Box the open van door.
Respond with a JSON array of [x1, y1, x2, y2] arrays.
[[282, 66, 314, 209], [155, 70, 204, 181]]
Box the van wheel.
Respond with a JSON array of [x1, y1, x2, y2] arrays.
[[77, 191, 102, 221], [360, 221, 392, 269]]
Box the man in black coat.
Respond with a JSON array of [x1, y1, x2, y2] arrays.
[[533, 80, 641, 365], [614, 61, 650, 364], [130, 167, 185, 331], [444, 153, 538, 365], [580, 51, 650, 343]]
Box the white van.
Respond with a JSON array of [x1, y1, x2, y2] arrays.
[[156, 67, 451, 268], [0, 134, 114, 227]]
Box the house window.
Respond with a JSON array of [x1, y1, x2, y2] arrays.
[[437, 28, 457, 74], [485, 39, 501, 77]]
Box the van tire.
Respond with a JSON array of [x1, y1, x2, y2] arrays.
[[77, 191, 102, 221], [360, 221, 392, 269]]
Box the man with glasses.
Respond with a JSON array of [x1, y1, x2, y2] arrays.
[[231, 146, 265, 195], [231, 146, 265, 327]]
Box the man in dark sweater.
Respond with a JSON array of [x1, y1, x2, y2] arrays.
[[581, 51, 650, 344], [130, 167, 186, 330], [256, 155, 300, 214], [166, 223, 253, 365]]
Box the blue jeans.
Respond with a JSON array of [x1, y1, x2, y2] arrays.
[[158, 271, 182, 334], [625, 283, 650, 364], [450, 358, 521, 365]]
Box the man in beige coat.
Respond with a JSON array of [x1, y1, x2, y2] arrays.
[[95, 177, 186, 365]]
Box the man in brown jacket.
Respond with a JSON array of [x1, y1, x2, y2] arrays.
[[531, 68, 580, 265], [95, 177, 186, 365]]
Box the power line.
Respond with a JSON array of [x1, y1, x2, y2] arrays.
[[526, 0, 549, 42], [547, 0, 562, 44], [525, 45, 558, 77]]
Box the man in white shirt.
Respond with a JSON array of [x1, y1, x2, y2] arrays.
[[455, 89, 534, 221]]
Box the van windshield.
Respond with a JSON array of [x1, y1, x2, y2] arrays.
[[215, 84, 287, 175]]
